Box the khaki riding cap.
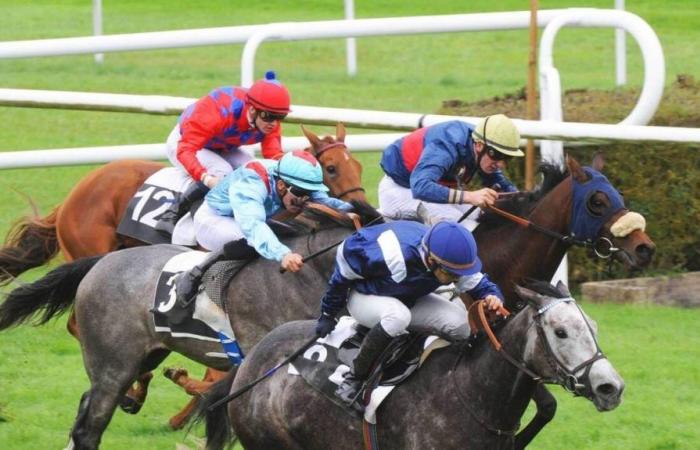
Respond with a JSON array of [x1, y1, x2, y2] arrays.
[[472, 114, 524, 157]]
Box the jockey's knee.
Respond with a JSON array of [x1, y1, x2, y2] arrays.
[[379, 306, 412, 337]]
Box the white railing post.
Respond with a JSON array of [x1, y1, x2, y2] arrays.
[[92, 0, 103, 64], [615, 0, 626, 86], [344, 0, 357, 77]]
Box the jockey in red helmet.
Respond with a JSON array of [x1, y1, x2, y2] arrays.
[[156, 71, 292, 234]]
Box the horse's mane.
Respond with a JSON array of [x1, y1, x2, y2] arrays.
[[270, 200, 383, 237], [520, 279, 569, 299], [477, 163, 568, 230]]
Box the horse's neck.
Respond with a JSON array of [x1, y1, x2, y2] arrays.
[[451, 312, 538, 430], [476, 179, 573, 303]]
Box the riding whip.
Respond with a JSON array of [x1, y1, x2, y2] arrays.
[[207, 334, 319, 411]]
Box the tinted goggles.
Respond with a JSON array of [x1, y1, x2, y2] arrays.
[[485, 145, 513, 162], [258, 110, 287, 123], [288, 185, 313, 198]]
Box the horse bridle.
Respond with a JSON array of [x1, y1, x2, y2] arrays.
[[454, 299, 607, 437], [314, 142, 365, 200], [474, 298, 606, 398], [485, 202, 622, 260]]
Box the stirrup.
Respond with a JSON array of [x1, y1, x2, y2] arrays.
[[174, 271, 202, 308], [335, 377, 364, 410]]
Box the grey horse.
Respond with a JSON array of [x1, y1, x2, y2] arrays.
[[0, 157, 653, 448], [201, 281, 624, 450]]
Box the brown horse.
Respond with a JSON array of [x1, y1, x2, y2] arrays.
[[0, 122, 364, 424], [0, 123, 364, 282]]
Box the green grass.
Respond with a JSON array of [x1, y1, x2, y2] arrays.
[[1, 0, 700, 448]]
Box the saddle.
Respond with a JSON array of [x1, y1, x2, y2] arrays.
[[290, 317, 448, 421]]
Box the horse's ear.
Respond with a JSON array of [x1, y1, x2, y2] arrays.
[[335, 122, 346, 143], [566, 155, 589, 183], [591, 151, 605, 172], [301, 124, 322, 153], [555, 280, 572, 297], [514, 284, 547, 308]]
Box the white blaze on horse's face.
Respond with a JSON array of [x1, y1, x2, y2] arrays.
[[538, 301, 625, 412]]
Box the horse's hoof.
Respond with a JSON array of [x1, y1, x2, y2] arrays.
[[119, 396, 144, 415], [163, 367, 188, 381]]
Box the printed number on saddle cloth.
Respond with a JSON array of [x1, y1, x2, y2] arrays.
[[131, 185, 176, 228]]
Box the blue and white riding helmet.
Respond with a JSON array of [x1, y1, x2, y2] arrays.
[[422, 221, 482, 276], [275, 150, 328, 192]]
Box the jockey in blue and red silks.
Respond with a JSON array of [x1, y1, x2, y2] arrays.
[[156, 70, 291, 233], [170, 150, 352, 313], [378, 114, 524, 230]]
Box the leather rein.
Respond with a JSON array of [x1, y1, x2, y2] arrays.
[[485, 202, 620, 260], [314, 142, 365, 200], [455, 299, 607, 437]]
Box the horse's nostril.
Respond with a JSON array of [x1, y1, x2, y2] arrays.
[[636, 244, 655, 263], [596, 383, 617, 397]]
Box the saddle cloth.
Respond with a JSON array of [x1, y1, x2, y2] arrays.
[[117, 167, 198, 246], [152, 251, 250, 364], [289, 316, 449, 424]]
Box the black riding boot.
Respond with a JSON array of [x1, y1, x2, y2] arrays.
[[174, 239, 257, 309], [335, 323, 393, 409], [155, 181, 210, 234]]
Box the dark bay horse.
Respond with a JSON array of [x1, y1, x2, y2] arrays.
[[203, 281, 624, 450], [0, 156, 654, 447], [0, 122, 365, 279]]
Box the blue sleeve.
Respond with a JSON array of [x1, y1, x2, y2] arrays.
[[320, 241, 363, 317], [309, 191, 353, 211], [229, 170, 292, 262], [478, 169, 518, 193], [456, 272, 504, 301], [409, 141, 458, 203]]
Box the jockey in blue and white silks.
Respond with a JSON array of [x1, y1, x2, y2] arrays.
[[378, 115, 523, 230], [314, 220, 506, 407]]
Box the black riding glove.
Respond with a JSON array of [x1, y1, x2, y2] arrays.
[[315, 312, 337, 337]]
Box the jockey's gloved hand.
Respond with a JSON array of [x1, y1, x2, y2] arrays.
[[315, 312, 337, 337]]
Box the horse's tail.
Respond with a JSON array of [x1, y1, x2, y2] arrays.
[[192, 369, 237, 450], [0, 206, 60, 286], [0, 255, 103, 331]]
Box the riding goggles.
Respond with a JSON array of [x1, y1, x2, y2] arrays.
[[258, 110, 288, 123], [288, 184, 313, 198], [485, 145, 513, 162]]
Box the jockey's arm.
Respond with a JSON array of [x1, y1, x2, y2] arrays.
[[177, 101, 227, 181], [308, 191, 353, 211], [456, 272, 505, 308], [409, 141, 461, 204], [229, 179, 292, 262]]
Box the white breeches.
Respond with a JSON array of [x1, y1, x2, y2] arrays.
[[377, 175, 481, 231], [165, 125, 254, 179], [192, 202, 245, 251], [347, 290, 470, 340]]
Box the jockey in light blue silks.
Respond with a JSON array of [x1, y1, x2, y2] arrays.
[[314, 220, 506, 409], [174, 150, 351, 308], [378, 114, 524, 230]]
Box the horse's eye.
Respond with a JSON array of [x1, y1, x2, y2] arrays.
[[325, 165, 337, 175], [555, 329, 568, 339]]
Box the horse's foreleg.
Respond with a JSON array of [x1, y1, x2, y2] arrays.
[[514, 384, 557, 450], [119, 372, 154, 415], [164, 367, 229, 429]]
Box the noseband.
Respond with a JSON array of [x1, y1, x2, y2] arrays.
[[314, 142, 365, 200], [472, 298, 606, 398]]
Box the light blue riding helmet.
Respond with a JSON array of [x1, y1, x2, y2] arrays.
[[275, 150, 328, 192], [422, 221, 482, 276]]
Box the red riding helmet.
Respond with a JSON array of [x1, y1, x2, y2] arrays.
[[246, 71, 291, 114]]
